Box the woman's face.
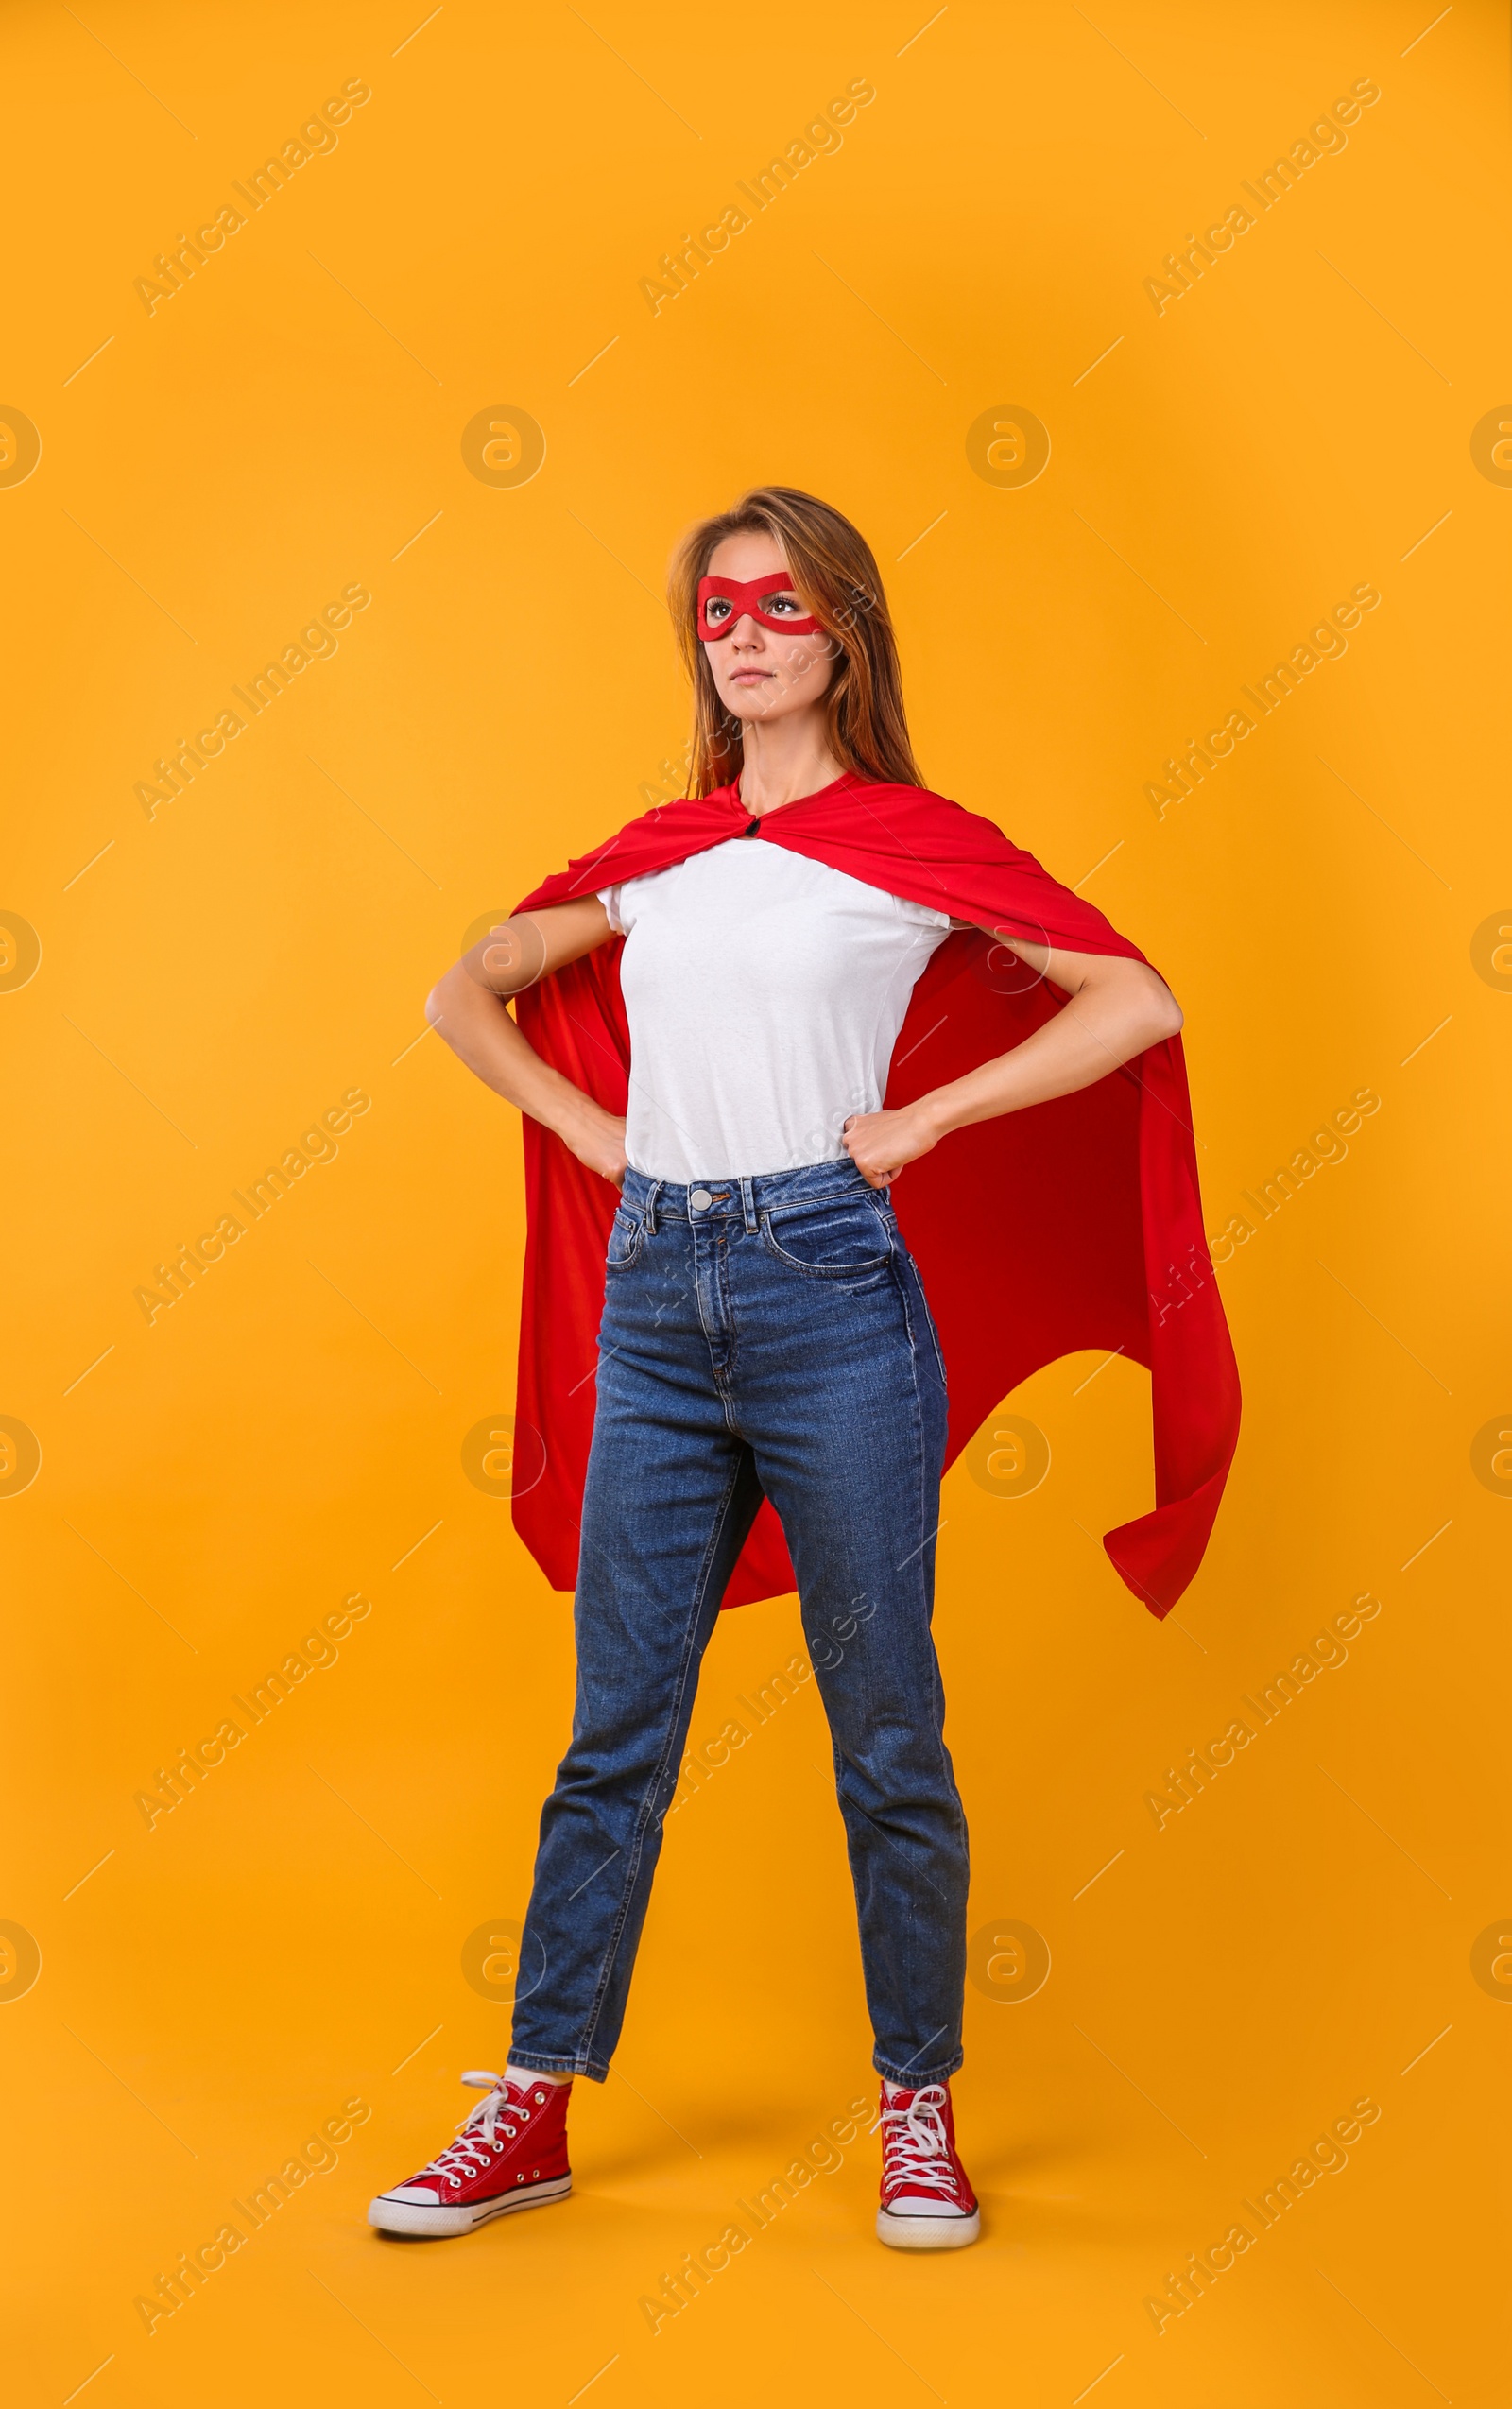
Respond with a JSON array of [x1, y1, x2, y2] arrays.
[[699, 531, 834, 733]]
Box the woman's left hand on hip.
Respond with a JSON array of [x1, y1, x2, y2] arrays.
[[842, 1106, 938, 1189]]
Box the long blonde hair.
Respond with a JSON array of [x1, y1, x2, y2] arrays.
[[668, 486, 923, 798]]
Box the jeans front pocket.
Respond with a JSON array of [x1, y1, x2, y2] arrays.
[[606, 1206, 645, 1271], [759, 1196, 893, 1282]]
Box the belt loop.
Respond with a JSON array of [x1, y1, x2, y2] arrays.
[[740, 1176, 758, 1234], [644, 1179, 662, 1235]]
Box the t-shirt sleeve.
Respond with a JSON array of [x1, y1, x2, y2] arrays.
[[596, 885, 627, 936], [894, 895, 973, 934]]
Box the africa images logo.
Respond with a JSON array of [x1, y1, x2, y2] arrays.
[[638, 79, 875, 313]]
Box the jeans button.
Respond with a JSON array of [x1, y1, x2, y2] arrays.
[[690, 1188, 713, 1212]]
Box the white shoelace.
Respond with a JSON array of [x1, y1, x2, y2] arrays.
[[421, 2070, 533, 2188], [873, 2083, 961, 2198]]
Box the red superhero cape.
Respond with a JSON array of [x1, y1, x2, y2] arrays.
[[509, 771, 1240, 1617]]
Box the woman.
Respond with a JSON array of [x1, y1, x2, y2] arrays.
[[369, 487, 1228, 2252]]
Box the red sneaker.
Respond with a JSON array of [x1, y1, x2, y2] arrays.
[[369, 2071, 572, 2237], [873, 2079, 980, 2249]]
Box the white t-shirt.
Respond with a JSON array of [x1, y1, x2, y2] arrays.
[[598, 836, 966, 1181]]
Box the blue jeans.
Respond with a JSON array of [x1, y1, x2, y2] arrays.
[[509, 1158, 969, 2087]]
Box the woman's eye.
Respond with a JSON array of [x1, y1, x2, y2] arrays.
[[765, 594, 801, 615]]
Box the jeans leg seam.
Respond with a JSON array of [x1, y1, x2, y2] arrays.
[[893, 1250, 970, 2051], [912, 1248, 950, 1392], [893, 1257, 933, 1626]]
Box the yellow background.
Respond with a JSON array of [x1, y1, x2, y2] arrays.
[[5, 1, 1507, 2400]]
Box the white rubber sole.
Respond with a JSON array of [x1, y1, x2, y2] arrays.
[[876, 2203, 981, 2250], [369, 2174, 572, 2237]]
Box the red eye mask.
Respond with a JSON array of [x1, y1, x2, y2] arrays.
[[696, 574, 821, 641]]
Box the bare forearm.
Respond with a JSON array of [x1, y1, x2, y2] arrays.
[[917, 974, 1178, 1139], [425, 968, 607, 1148]]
